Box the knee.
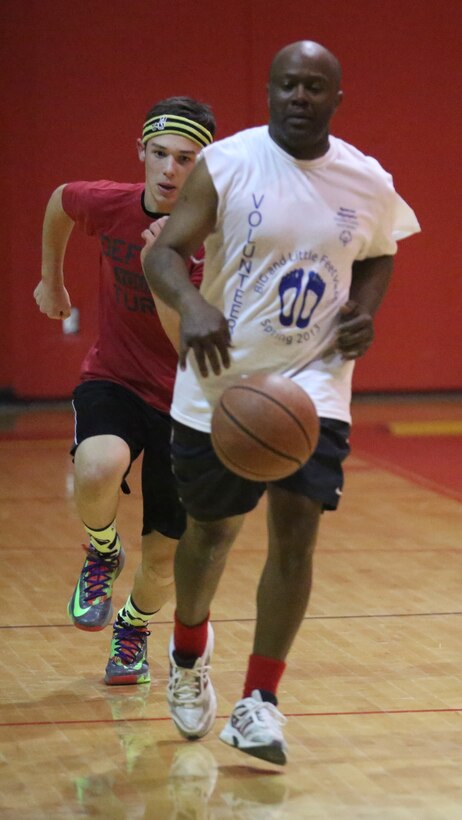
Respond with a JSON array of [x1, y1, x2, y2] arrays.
[[279, 543, 315, 577], [76, 460, 120, 496], [268, 486, 321, 567], [269, 522, 318, 577], [75, 439, 129, 496], [141, 541, 174, 578], [185, 517, 241, 562]]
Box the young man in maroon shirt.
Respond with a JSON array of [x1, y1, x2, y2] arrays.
[[33, 97, 216, 685]]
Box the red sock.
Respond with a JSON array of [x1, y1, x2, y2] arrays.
[[243, 654, 286, 699], [174, 611, 209, 659]]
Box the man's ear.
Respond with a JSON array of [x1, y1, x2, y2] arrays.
[[137, 138, 146, 161]]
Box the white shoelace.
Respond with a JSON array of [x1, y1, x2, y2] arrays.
[[169, 664, 212, 704]]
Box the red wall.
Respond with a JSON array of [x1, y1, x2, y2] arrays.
[[1, 0, 460, 399]]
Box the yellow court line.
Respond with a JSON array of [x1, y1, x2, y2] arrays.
[[389, 421, 462, 436]]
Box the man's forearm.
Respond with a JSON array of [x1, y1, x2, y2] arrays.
[[349, 255, 394, 316], [142, 245, 203, 315]]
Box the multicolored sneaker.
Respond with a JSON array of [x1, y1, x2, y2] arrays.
[[167, 623, 217, 739], [67, 544, 125, 631], [104, 620, 151, 686], [219, 689, 288, 765]]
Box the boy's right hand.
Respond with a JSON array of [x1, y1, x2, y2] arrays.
[[140, 216, 169, 264], [33, 280, 72, 319]]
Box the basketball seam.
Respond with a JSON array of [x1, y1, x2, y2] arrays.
[[213, 438, 281, 479], [219, 402, 303, 466], [226, 385, 314, 450]]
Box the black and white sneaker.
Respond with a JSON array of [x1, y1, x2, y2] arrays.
[[220, 689, 288, 765]]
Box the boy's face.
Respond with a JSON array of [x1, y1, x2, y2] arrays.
[[138, 134, 202, 212]]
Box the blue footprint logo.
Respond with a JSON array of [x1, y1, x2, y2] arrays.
[[279, 268, 304, 326], [279, 269, 325, 328]]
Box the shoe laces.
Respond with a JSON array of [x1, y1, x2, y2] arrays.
[[112, 622, 150, 665], [169, 663, 211, 704], [234, 697, 287, 734], [81, 545, 120, 603]]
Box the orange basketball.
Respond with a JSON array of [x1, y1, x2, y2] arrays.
[[211, 373, 319, 482]]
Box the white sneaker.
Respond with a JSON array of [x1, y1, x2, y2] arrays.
[[167, 623, 217, 739], [219, 689, 288, 765]]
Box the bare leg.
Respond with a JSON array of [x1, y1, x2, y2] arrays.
[[131, 531, 175, 612], [74, 434, 130, 528], [75, 435, 176, 613], [253, 484, 321, 660], [69, 435, 130, 632], [174, 514, 245, 626]]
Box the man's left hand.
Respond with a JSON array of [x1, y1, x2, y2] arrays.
[[335, 300, 374, 359]]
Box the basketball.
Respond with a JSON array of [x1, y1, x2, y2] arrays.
[[211, 373, 319, 482]]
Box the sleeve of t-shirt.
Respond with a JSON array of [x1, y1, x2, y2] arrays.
[[201, 135, 245, 227], [61, 181, 112, 236], [362, 173, 421, 259]]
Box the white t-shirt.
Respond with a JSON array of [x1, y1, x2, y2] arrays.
[[171, 126, 420, 430]]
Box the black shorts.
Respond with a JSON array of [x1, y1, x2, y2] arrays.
[[71, 380, 185, 539], [170, 417, 351, 522]]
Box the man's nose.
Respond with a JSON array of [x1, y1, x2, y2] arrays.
[[293, 84, 309, 103], [163, 156, 176, 175]]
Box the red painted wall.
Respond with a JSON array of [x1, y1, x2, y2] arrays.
[[1, 0, 460, 398]]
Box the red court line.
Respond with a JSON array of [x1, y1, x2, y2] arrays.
[[2, 706, 462, 729], [0, 716, 171, 728], [288, 707, 462, 718]]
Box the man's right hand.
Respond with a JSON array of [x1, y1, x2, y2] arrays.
[[33, 280, 72, 319], [180, 300, 232, 377]]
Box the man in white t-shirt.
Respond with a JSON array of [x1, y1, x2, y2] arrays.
[[142, 40, 420, 765]]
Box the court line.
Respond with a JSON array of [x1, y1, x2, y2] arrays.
[[2, 545, 461, 555], [388, 420, 462, 436], [1, 610, 462, 631], [1, 705, 462, 729]]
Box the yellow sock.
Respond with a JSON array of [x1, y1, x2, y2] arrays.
[[84, 520, 120, 555], [118, 595, 155, 628]]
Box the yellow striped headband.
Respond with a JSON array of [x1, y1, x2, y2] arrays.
[[142, 114, 213, 148]]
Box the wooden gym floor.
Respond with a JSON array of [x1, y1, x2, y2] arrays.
[[0, 393, 461, 819]]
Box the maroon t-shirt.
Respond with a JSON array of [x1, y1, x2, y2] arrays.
[[62, 180, 203, 413]]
